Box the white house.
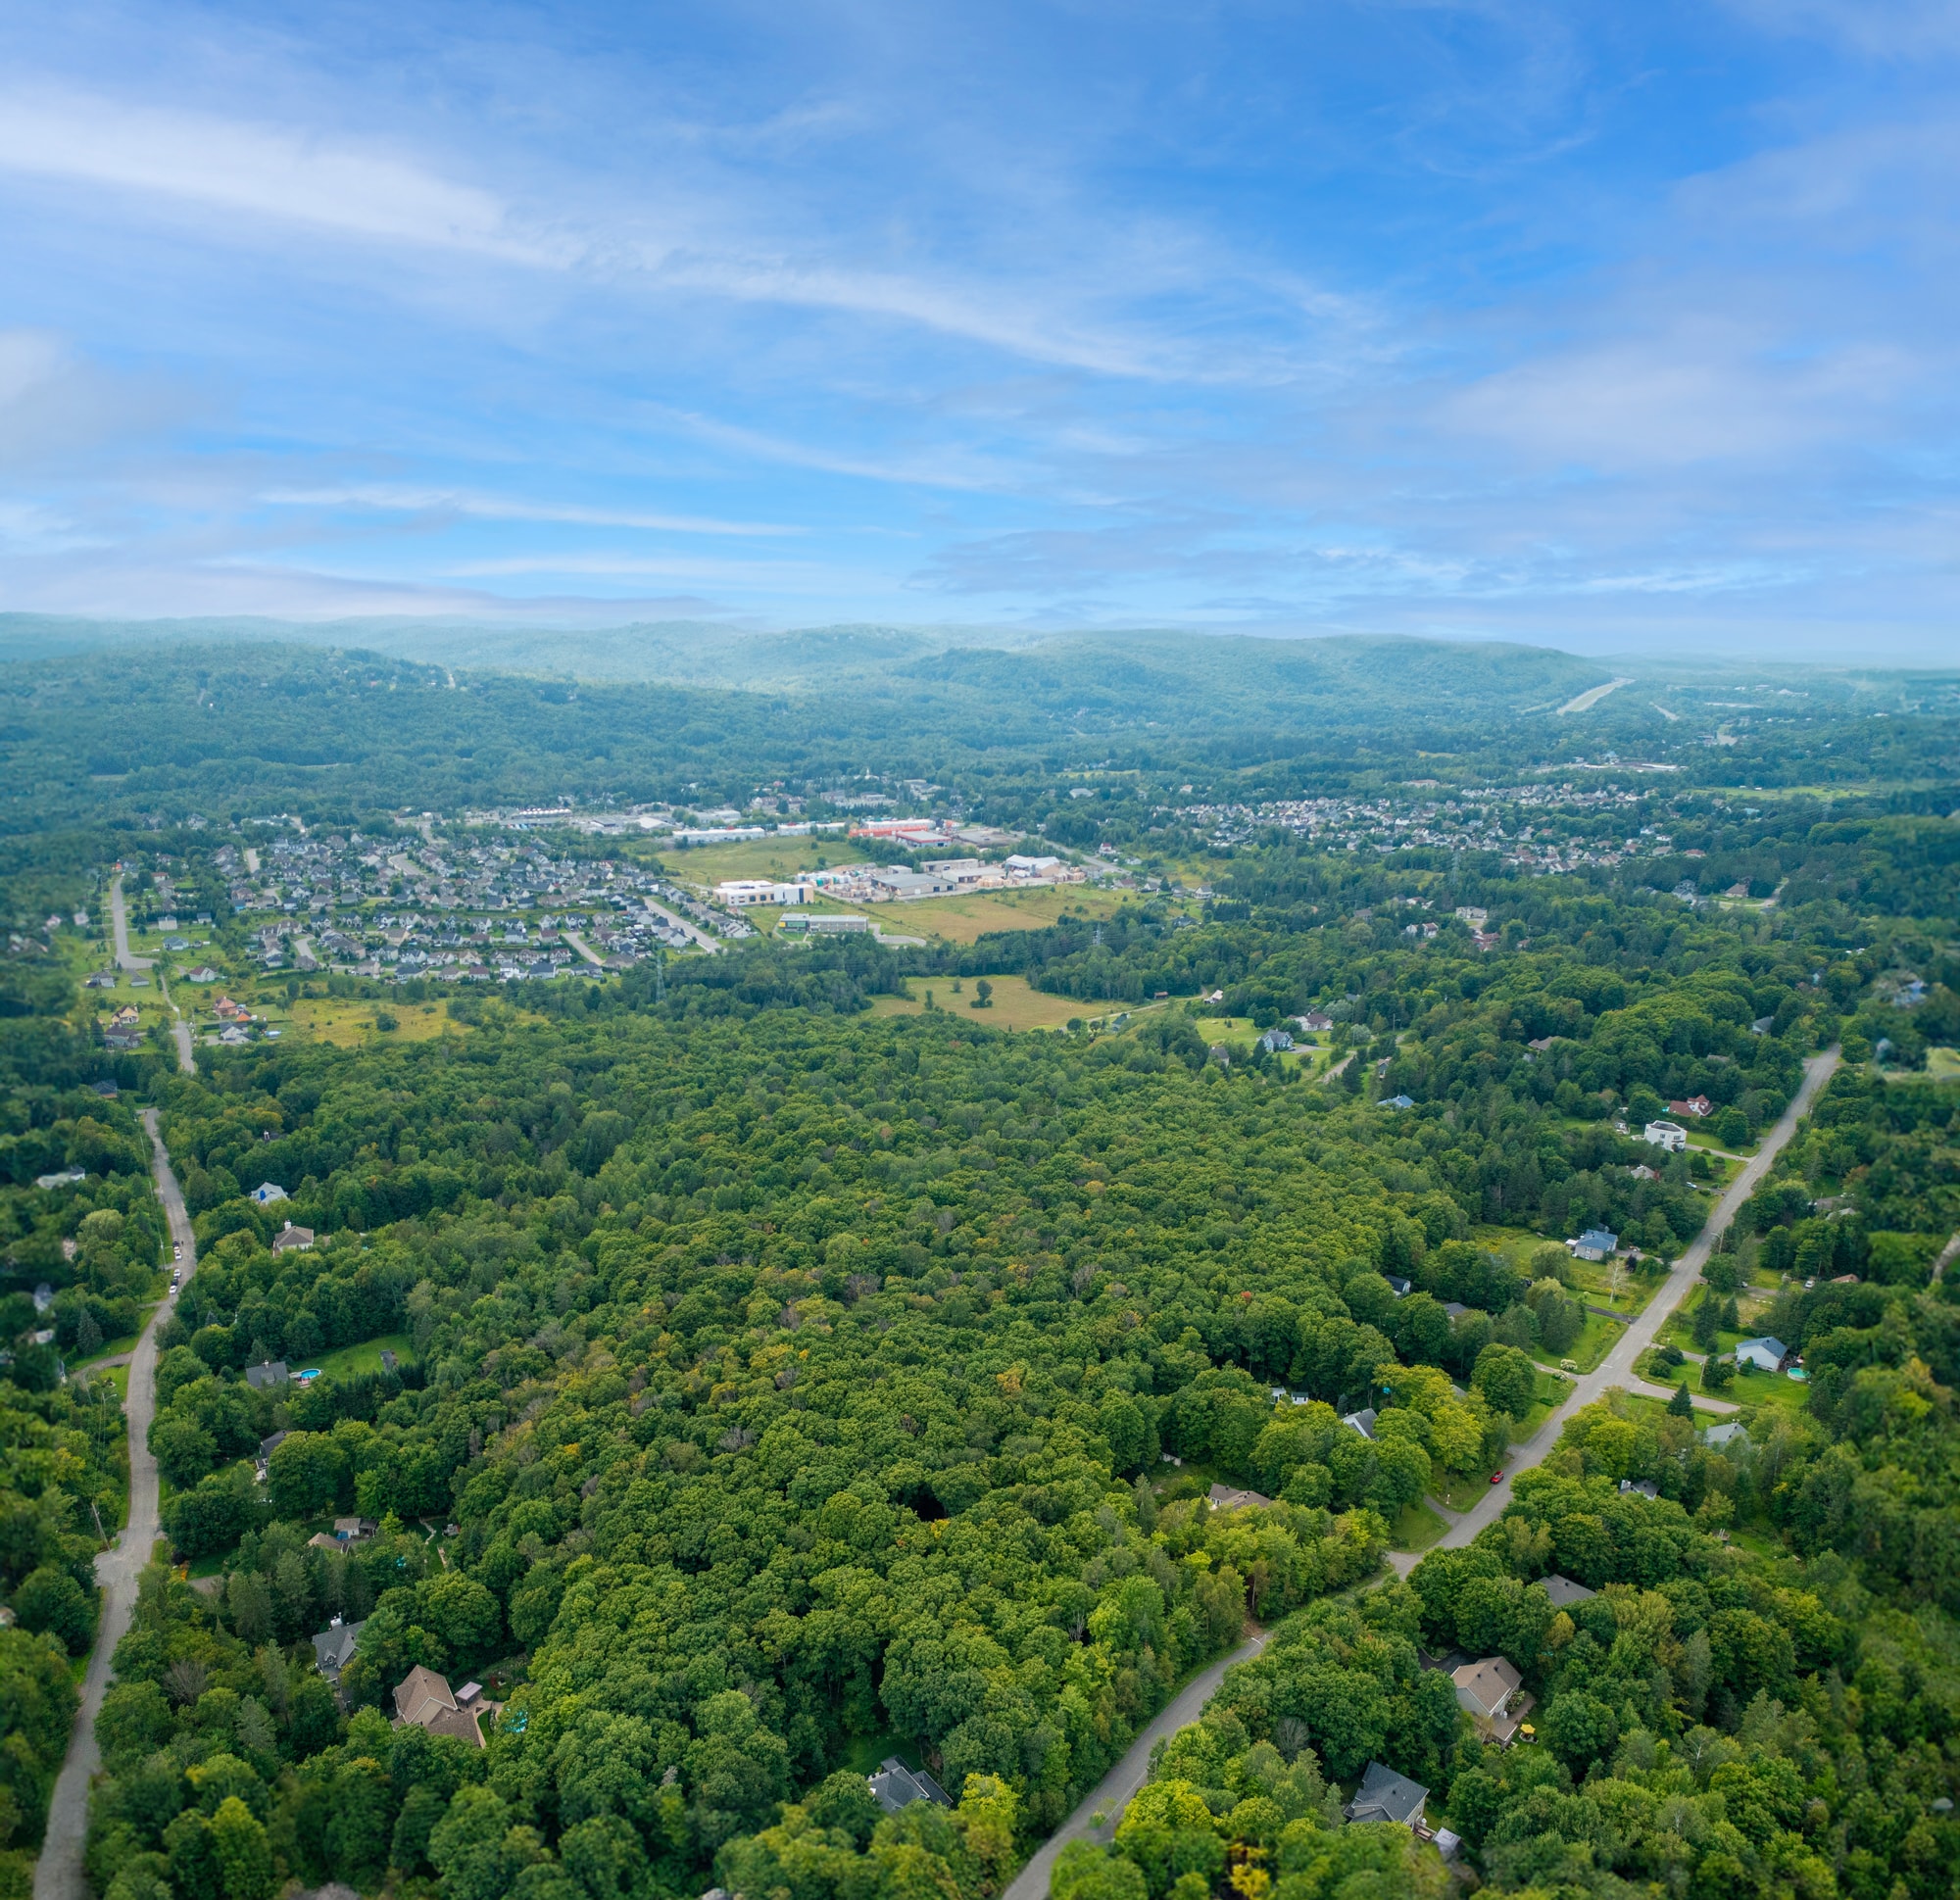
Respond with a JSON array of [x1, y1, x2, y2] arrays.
[[1570, 1227, 1617, 1262], [251, 1182, 288, 1206], [1736, 1336, 1790, 1374], [1643, 1120, 1689, 1152]]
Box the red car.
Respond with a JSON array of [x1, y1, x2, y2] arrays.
[[1490, 1471, 1505, 1485]]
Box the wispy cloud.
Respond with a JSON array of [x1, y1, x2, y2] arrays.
[[0, 88, 573, 264], [260, 484, 799, 537]]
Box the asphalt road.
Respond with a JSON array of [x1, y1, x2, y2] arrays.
[[34, 1110, 197, 1900], [108, 874, 149, 973], [1411, 1045, 1841, 1562], [1002, 1630, 1270, 1900]]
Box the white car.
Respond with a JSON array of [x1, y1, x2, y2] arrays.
[[172, 1243, 181, 1260]]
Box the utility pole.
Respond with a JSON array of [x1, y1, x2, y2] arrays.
[[654, 950, 666, 1003]]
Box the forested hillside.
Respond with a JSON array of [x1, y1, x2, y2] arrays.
[[0, 638, 1955, 1900]]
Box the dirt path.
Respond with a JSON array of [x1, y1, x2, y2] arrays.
[[1419, 1045, 1840, 1559], [34, 1110, 198, 1900], [1003, 1630, 1270, 1900]]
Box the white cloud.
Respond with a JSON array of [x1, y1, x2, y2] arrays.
[[0, 87, 573, 264], [260, 484, 798, 537], [1443, 325, 1917, 466]]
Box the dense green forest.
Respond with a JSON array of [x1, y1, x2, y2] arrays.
[[1, 637, 1956, 1900], [2, 635, 1958, 842]]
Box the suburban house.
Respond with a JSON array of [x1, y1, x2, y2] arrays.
[[1297, 1011, 1335, 1033], [1540, 1575, 1596, 1610], [251, 1182, 288, 1206], [1383, 1273, 1413, 1296], [393, 1666, 487, 1746], [244, 1360, 290, 1389], [1668, 1096, 1714, 1118], [311, 1616, 366, 1683], [1570, 1228, 1618, 1262], [1346, 1760, 1429, 1828], [867, 1758, 954, 1815], [271, 1222, 315, 1255], [1702, 1421, 1751, 1449], [1259, 1028, 1295, 1052], [1736, 1336, 1791, 1374], [1381, 1094, 1416, 1110], [1643, 1120, 1689, 1152], [1206, 1484, 1272, 1512], [1342, 1407, 1378, 1439], [1619, 1478, 1660, 1499], [1453, 1656, 1536, 1745], [257, 1430, 288, 1479]]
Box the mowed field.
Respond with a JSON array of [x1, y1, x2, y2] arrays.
[[655, 837, 878, 886], [869, 974, 1094, 1031], [857, 885, 1143, 944]]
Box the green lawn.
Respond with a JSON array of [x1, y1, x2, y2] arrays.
[[1732, 1371, 1815, 1418], [1539, 1311, 1624, 1375], [1389, 1501, 1448, 1551], [314, 1332, 413, 1380], [832, 1730, 911, 1778], [1431, 1472, 1493, 1511], [72, 1332, 142, 1369], [82, 1364, 129, 1400]]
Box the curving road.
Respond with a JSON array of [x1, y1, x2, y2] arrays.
[[1401, 1045, 1841, 1567], [1003, 1630, 1269, 1900], [34, 1110, 197, 1900]]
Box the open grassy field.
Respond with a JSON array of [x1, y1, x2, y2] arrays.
[[1390, 1500, 1448, 1551], [1189, 1014, 1337, 1076], [1730, 1369, 1815, 1418], [867, 885, 1143, 945], [1433, 1471, 1496, 1511], [289, 999, 463, 1047], [869, 974, 1092, 1032], [659, 836, 878, 886], [313, 1332, 413, 1380]]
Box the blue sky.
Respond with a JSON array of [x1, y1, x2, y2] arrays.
[[0, 0, 1955, 658]]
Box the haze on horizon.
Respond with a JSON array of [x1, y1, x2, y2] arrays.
[[1, 1, 1955, 662]]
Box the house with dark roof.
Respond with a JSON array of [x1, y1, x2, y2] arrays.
[[312, 1616, 365, 1682], [244, 1360, 289, 1389], [1206, 1484, 1273, 1511], [1342, 1407, 1378, 1440], [1346, 1761, 1428, 1828], [1736, 1336, 1790, 1373], [1540, 1575, 1595, 1609], [867, 1757, 953, 1815]]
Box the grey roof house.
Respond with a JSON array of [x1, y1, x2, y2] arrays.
[[312, 1616, 366, 1682], [244, 1360, 289, 1389], [1346, 1761, 1428, 1828], [1736, 1336, 1790, 1373], [1540, 1575, 1595, 1609], [867, 1758, 954, 1815]]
